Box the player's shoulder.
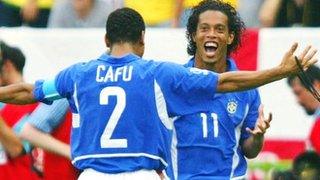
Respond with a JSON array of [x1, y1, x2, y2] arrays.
[[66, 61, 92, 73], [154, 61, 188, 74]]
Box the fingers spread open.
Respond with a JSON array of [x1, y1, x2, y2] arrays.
[[266, 113, 272, 123], [298, 45, 312, 60], [305, 59, 318, 71], [304, 49, 317, 62], [289, 42, 298, 54]]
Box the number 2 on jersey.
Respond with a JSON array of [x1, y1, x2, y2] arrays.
[[201, 113, 218, 138], [99, 87, 127, 148]]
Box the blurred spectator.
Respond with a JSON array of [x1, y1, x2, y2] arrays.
[[287, 65, 320, 153], [238, 0, 264, 27], [0, 0, 53, 27], [173, 0, 237, 27], [272, 170, 295, 180], [0, 41, 40, 179], [292, 151, 320, 179], [48, 0, 121, 28], [21, 100, 79, 180], [259, 0, 320, 27]]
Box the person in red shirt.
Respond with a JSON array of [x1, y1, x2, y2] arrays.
[[287, 65, 320, 153], [0, 41, 40, 179], [21, 102, 79, 180]]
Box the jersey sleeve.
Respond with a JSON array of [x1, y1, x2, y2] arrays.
[[240, 89, 261, 141], [27, 99, 69, 133], [155, 62, 219, 117], [33, 64, 78, 104]]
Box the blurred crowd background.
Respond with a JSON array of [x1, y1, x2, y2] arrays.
[[0, 0, 320, 180], [0, 0, 320, 29]]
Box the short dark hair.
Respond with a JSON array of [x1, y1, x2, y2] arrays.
[[186, 0, 245, 56], [0, 41, 25, 73], [106, 8, 146, 45], [287, 65, 320, 86], [292, 151, 320, 178]]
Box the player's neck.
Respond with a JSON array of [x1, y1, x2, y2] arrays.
[[195, 57, 227, 73], [110, 43, 137, 57]]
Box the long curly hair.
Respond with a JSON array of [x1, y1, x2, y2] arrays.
[[186, 0, 245, 57]]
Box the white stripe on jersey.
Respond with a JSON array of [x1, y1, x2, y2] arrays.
[[231, 174, 247, 180], [230, 104, 249, 178], [72, 83, 81, 128], [171, 117, 179, 180], [73, 83, 80, 113], [72, 153, 168, 167], [154, 80, 172, 130]]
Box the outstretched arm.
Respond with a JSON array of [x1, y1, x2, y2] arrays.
[[0, 83, 36, 104], [20, 123, 71, 159], [217, 43, 317, 92]]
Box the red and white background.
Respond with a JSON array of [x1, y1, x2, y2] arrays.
[[1, 27, 320, 177]]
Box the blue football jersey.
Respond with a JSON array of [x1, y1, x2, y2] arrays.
[[168, 58, 261, 180], [33, 53, 220, 174]]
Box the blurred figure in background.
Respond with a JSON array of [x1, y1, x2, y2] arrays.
[[0, 41, 40, 179], [272, 151, 320, 180], [259, 0, 320, 27], [287, 65, 320, 153], [20, 100, 79, 180], [48, 0, 121, 28], [292, 151, 320, 180], [237, 0, 264, 28], [0, 0, 53, 27], [272, 170, 295, 180]]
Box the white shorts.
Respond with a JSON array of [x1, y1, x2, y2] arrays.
[[78, 168, 162, 180]]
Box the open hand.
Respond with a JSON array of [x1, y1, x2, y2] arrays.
[[280, 43, 317, 76], [246, 105, 272, 136]]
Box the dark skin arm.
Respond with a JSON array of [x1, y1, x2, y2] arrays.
[[0, 118, 24, 158], [0, 43, 316, 105], [0, 83, 36, 104], [217, 43, 317, 92]]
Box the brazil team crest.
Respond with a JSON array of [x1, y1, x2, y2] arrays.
[[227, 99, 238, 114]]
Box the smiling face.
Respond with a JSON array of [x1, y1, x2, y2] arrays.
[[193, 10, 234, 67]]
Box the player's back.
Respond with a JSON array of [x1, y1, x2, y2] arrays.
[[48, 52, 219, 174], [65, 53, 172, 173]]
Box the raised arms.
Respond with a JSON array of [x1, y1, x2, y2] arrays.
[[217, 43, 317, 92]]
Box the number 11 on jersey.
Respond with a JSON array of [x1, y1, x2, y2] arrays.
[[201, 113, 219, 138]]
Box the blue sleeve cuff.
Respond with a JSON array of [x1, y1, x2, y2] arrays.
[[33, 79, 62, 105]]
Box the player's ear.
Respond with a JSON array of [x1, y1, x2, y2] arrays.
[[104, 34, 110, 48], [139, 31, 145, 46], [192, 32, 196, 43], [227, 32, 234, 45]]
